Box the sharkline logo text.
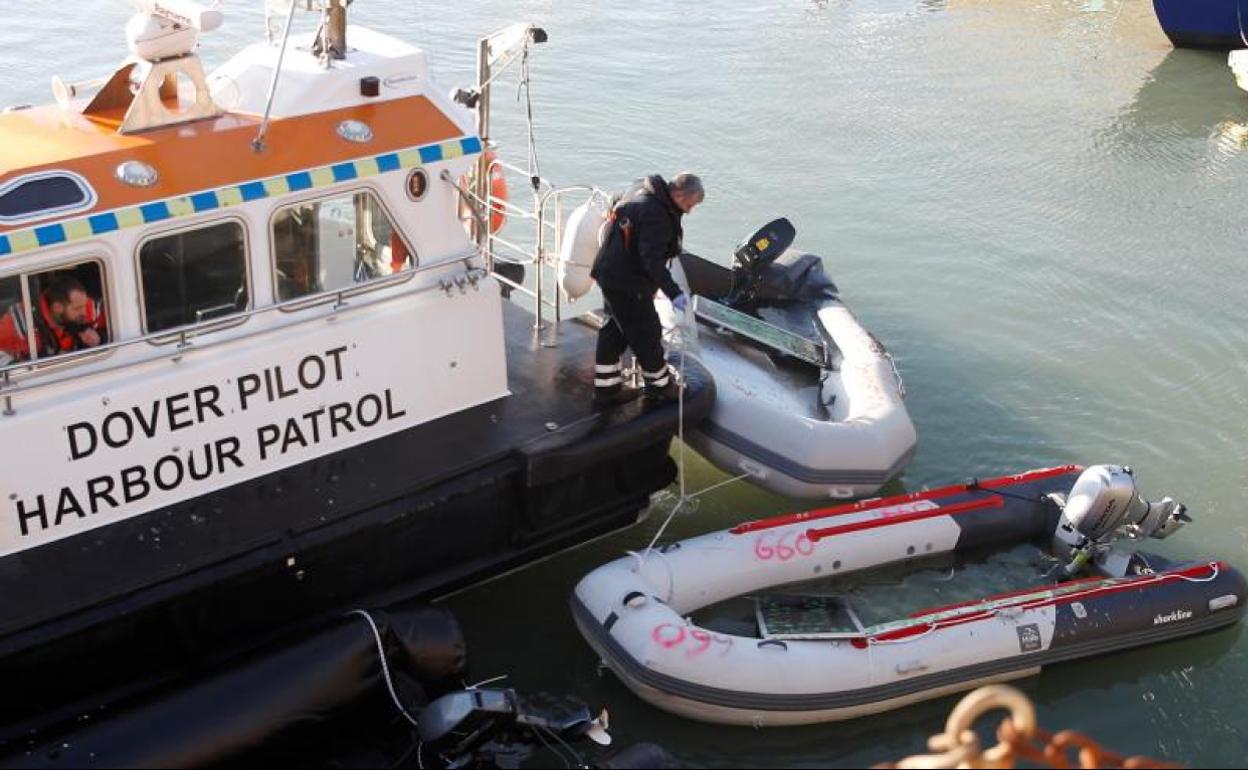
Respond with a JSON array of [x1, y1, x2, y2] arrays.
[[1153, 609, 1193, 626]]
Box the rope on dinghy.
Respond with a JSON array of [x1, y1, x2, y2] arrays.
[[640, 302, 758, 562], [642, 305, 691, 561]]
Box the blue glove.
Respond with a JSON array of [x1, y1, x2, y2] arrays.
[[672, 294, 689, 314]]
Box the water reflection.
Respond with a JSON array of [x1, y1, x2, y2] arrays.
[[804, 0, 948, 16], [1117, 49, 1248, 138]]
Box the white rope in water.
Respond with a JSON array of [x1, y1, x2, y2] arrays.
[[642, 306, 692, 561], [639, 468, 758, 563], [686, 470, 756, 501], [639, 304, 761, 561], [678, 319, 687, 502]]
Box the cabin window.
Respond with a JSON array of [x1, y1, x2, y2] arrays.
[[138, 220, 249, 333], [0, 261, 110, 366], [0, 172, 97, 224], [271, 190, 415, 302], [0, 274, 25, 366]]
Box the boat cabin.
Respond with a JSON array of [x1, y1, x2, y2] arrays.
[[0, 4, 503, 556]]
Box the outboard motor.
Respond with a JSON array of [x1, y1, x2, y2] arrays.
[[727, 218, 838, 307], [1049, 465, 1191, 578], [732, 218, 796, 271], [418, 688, 610, 767]]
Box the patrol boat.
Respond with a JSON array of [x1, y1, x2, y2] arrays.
[[0, 0, 712, 744]]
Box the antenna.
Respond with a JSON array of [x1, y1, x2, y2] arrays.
[[265, 1, 350, 63], [253, 0, 299, 151]]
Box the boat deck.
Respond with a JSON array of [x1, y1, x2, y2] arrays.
[[0, 298, 715, 737]]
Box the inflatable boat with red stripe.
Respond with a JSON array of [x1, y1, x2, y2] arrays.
[[571, 465, 1245, 725]]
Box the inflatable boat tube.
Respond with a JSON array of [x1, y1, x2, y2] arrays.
[[572, 466, 1245, 726], [665, 251, 916, 499]]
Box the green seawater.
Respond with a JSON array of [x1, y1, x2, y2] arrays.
[[7, 1, 1246, 765]]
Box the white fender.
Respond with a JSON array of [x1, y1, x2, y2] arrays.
[[558, 197, 609, 301]]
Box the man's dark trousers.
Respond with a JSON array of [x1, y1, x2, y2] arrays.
[[594, 288, 672, 393]]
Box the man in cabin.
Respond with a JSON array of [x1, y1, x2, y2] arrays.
[[590, 172, 704, 408], [0, 276, 107, 363]]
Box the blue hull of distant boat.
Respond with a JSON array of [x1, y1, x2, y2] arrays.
[[1153, 0, 1248, 49]]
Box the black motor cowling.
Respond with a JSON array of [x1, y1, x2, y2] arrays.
[[679, 218, 839, 308], [740, 249, 839, 305], [727, 219, 837, 306], [732, 217, 796, 269]]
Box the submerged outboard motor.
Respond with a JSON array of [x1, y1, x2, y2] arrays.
[[1050, 465, 1191, 577], [419, 688, 610, 767], [727, 218, 838, 306]]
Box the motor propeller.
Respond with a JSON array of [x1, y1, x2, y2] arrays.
[[418, 688, 612, 766]]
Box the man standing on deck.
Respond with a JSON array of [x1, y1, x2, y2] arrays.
[[590, 172, 705, 408]]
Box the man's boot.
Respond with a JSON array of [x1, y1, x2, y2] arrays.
[[643, 366, 683, 403], [645, 381, 683, 403], [592, 359, 638, 409], [593, 385, 641, 409]]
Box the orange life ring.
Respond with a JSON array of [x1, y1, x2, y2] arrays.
[[485, 150, 508, 235], [459, 150, 508, 235]]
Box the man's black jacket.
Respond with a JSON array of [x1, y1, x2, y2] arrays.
[[590, 175, 685, 300]]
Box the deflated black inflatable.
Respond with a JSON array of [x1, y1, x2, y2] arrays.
[[0, 608, 465, 769]]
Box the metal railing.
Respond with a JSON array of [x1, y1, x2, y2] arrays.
[[473, 156, 611, 333]]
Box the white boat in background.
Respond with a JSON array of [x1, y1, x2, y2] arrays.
[[1228, 48, 1248, 91]]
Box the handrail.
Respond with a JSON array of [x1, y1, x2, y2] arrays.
[[478, 156, 611, 331], [482, 158, 552, 326], [194, 302, 241, 325], [0, 253, 481, 404]]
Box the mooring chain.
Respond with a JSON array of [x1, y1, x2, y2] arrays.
[[875, 685, 1184, 770]]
